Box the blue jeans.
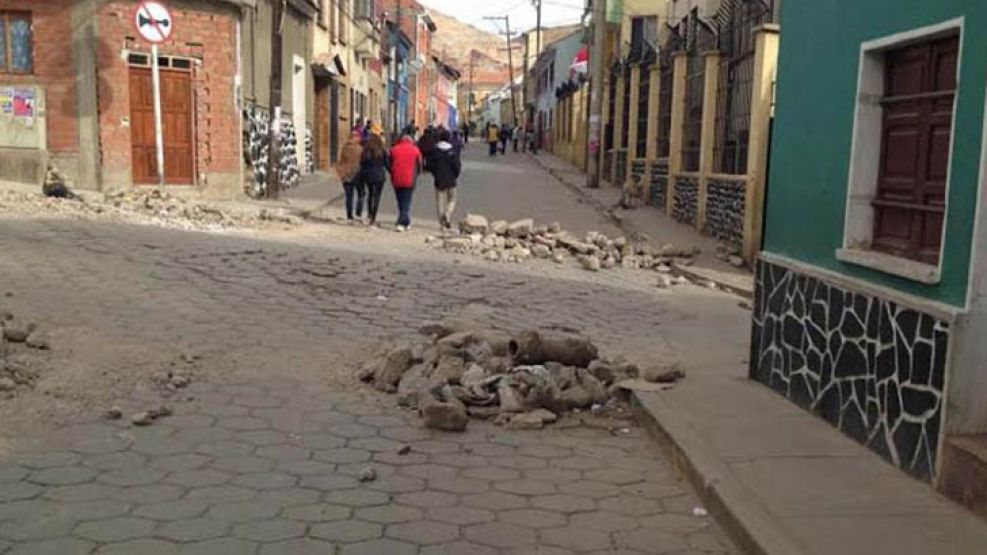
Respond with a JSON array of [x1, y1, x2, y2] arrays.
[[343, 180, 366, 219], [394, 186, 414, 227]]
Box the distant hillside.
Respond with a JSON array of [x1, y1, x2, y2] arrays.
[[429, 10, 510, 76]]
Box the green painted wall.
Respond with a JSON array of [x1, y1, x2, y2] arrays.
[[764, 0, 987, 307]]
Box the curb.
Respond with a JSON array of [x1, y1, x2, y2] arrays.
[[529, 154, 753, 299], [630, 391, 808, 555]]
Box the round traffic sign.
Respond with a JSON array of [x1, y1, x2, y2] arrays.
[[134, 1, 173, 44]]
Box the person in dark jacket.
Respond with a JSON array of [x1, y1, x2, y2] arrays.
[[499, 125, 510, 155], [360, 134, 390, 227], [417, 127, 437, 169], [425, 129, 462, 231]]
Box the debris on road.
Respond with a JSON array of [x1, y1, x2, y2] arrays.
[[106, 407, 123, 420], [358, 466, 377, 482], [359, 322, 682, 431], [0, 310, 49, 398], [427, 214, 701, 284], [0, 188, 297, 233]]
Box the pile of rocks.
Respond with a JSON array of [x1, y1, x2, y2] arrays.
[[0, 188, 296, 232], [0, 311, 50, 396], [359, 322, 684, 432], [426, 213, 697, 281]]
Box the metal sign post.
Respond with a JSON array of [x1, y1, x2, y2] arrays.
[[133, 1, 173, 188], [151, 44, 165, 188]]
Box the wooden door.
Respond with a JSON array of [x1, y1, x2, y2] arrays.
[[129, 66, 194, 184], [315, 81, 330, 171]]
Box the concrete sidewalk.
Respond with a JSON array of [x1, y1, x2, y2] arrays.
[[530, 152, 754, 297]]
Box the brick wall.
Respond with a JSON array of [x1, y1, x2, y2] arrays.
[[96, 0, 239, 189], [0, 0, 77, 154]]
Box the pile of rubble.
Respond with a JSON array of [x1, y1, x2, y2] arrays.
[[0, 311, 50, 397], [425, 213, 697, 283], [359, 322, 684, 431], [0, 187, 298, 232]]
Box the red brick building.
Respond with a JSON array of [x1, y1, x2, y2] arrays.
[[0, 0, 244, 197]]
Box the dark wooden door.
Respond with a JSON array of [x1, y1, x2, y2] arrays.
[[315, 80, 331, 172], [129, 67, 194, 184], [873, 35, 957, 263]]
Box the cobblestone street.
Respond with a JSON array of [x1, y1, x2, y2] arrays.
[[0, 147, 750, 554]]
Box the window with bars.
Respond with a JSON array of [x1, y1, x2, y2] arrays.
[[604, 70, 617, 151], [0, 11, 32, 74], [681, 53, 704, 172], [620, 65, 631, 149], [636, 66, 650, 158], [656, 49, 675, 158], [871, 34, 958, 264]]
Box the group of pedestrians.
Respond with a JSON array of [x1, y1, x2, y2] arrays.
[[484, 122, 539, 156], [335, 120, 462, 232]]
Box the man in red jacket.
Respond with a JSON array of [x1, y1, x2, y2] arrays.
[[388, 135, 423, 231]]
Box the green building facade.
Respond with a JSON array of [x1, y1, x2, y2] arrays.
[[751, 0, 987, 488]]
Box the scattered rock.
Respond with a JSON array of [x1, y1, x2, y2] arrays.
[[397, 445, 412, 455], [728, 255, 745, 268], [2, 321, 33, 343], [131, 412, 154, 426], [552, 252, 566, 264], [149, 405, 173, 419], [375, 347, 414, 391], [170, 374, 190, 389], [24, 330, 50, 350], [106, 407, 123, 420], [358, 466, 377, 482], [507, 218, 534, 238], [559, 385, 592, 410], [529, 408, 558, 423], [580, 255, 601, 272], [505, 412, 545, 430], [490, 220, 509, 235], [531, 244, 552, 258], [588, 360, 615, 385], [460, 213, 489, 234], [422, 398, 468, 432], [436, 331, 472, 349], [644, 363, 686, 384], [418, 321, 455, 338]]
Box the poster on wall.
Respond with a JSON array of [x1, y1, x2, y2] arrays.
[[0, 86, 34, 119], [12, 88, 34, 118], [0, 88, 12, 116]]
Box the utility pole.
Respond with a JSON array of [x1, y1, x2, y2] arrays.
[[486, 15, 519, 126], [267, 0, 284, 199], [533, 0, 542, 56], [467, 50, 475, 133], [586, 0, 605, 188]]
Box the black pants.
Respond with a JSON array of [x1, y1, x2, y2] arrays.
[[343, 180, 366, 220], [365, 180, 384, 223], [488, 142, 498, 156]]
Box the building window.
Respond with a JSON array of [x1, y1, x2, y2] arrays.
[[839, 20, 961, 282], [872, 35, 957, 264], [630, 16, 657, 61], [0, 12, 33, 74]]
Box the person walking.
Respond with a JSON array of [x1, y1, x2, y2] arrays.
[[337, 129, 366, 223], [389, 135, 423, 231], [450, 130, 464, 159], [425, 129, 462, 231], [527, 126, 539, 155], [511, 125, 520, 152], [417, 127, 437, 165], [360, 134, 390, 227], [461, 122, 470, 144], [486, 123, 499, 157], [499, 125, 510, 155]]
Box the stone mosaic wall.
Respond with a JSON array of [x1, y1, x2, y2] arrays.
[[673, 176, 699, 226], [630, 159, 646, 188], [750, 259, 949, 481], [242, 104, 300, 198], [603, 151, 613, 183], [649, 161, 669, 209], [705, 179, 746, 247]]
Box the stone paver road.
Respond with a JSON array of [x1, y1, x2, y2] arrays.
[[0, 145, 749, 553], [0, 378, 731, 554]]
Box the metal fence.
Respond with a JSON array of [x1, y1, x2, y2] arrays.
[[681, 15, 716, 172], [636, 61, 651, 158], [712, 0, 774, 174], [656, 33, 680, 159], [620, 64, 632, 150]]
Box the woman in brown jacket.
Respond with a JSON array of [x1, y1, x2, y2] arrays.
[[337, 129, 366, 222]]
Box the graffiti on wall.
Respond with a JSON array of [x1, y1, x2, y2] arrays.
[[242, 104, 300, 198]]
